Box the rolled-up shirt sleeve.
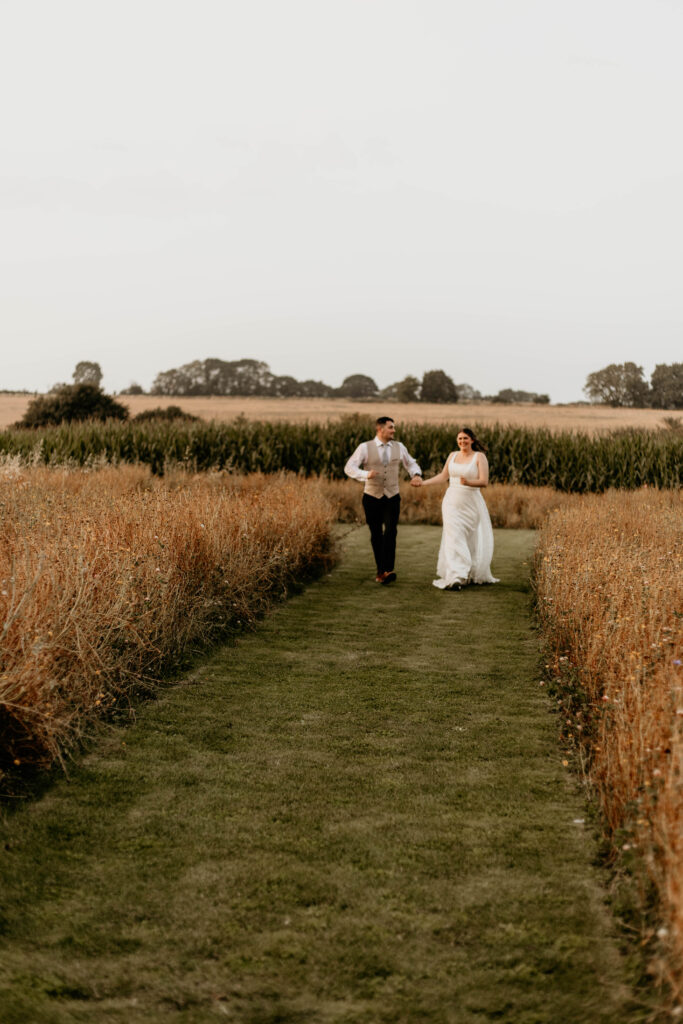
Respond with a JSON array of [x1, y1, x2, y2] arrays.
[[344, 442, 370, 481], [399, 443, 422, 477]]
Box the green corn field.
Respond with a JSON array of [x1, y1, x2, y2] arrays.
[[0, 416, 680, 492]]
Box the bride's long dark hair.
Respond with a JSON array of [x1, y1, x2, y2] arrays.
[[459, 427, 487, 454]]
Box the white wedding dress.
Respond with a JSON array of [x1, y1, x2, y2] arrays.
[[432, 455, 499, 589]]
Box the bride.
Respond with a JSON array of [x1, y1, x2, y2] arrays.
[[411, 428, 499, 590]]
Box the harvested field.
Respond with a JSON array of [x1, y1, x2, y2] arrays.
[[1, 393, 680, 433]]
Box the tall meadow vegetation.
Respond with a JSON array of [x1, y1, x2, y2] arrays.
[[0, 464, 334, 776], [534, 490, 683, 994]]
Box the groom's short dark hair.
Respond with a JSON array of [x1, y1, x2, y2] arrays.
[[376, 416, 394, 426]]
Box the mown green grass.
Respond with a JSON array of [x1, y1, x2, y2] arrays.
[[0, 528, 644, 1022], [1, 417, 680, 490]]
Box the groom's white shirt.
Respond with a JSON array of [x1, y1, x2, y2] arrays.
[[344, 438, 422, 482]]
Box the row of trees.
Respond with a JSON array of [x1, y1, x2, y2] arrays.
[[373, 373, 548, 404], [146, 358, 548, 404], [42, 358, 683, 409], [149, 359, 332, 399], [584, 362, 683, 408]]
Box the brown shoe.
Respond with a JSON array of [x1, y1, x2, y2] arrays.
[[375, 573, 385, 583], [380, 571, 397, 585]]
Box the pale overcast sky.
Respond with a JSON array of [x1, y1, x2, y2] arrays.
[[1, 0, 681, 401]]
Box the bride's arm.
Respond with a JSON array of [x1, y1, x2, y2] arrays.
[[460, 452, 489, 488], [412, 453, 453, 488]]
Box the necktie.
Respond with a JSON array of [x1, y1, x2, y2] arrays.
[[382, 444, 389, 465]]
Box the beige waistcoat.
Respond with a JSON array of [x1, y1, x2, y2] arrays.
[[364, 440, 401, 498]]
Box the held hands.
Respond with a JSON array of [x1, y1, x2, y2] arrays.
[[410, 476, 423, 488]]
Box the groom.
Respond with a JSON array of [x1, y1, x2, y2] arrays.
[[344, 416, 422, 584]]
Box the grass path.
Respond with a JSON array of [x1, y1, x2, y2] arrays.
[[0, 527, 641, 1023]]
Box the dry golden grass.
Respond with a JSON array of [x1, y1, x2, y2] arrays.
[[0, 463, 334, 775], [319, 477, 582, 529], [534, 489, 683, 993], [2, 393, 680, 434]]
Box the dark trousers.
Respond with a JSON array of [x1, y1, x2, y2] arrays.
[[362, 493, 400, 575]]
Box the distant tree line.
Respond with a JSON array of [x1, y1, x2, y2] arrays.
[[94, 357, 683, 407], [147, 358, 549, 405], [584, 362, 683, 408], [8, 359, 558, 430], [150, 359, 334, 399], [15, 358, 683, 429]]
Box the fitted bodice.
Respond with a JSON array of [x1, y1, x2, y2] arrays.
[[448, 455, 478, 485]]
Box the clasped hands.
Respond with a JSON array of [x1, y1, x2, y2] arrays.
[[411, 476, 469, 488]]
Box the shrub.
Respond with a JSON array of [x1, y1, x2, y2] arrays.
[[15, 384, 129, 428], [132, 405, 200, 423]]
